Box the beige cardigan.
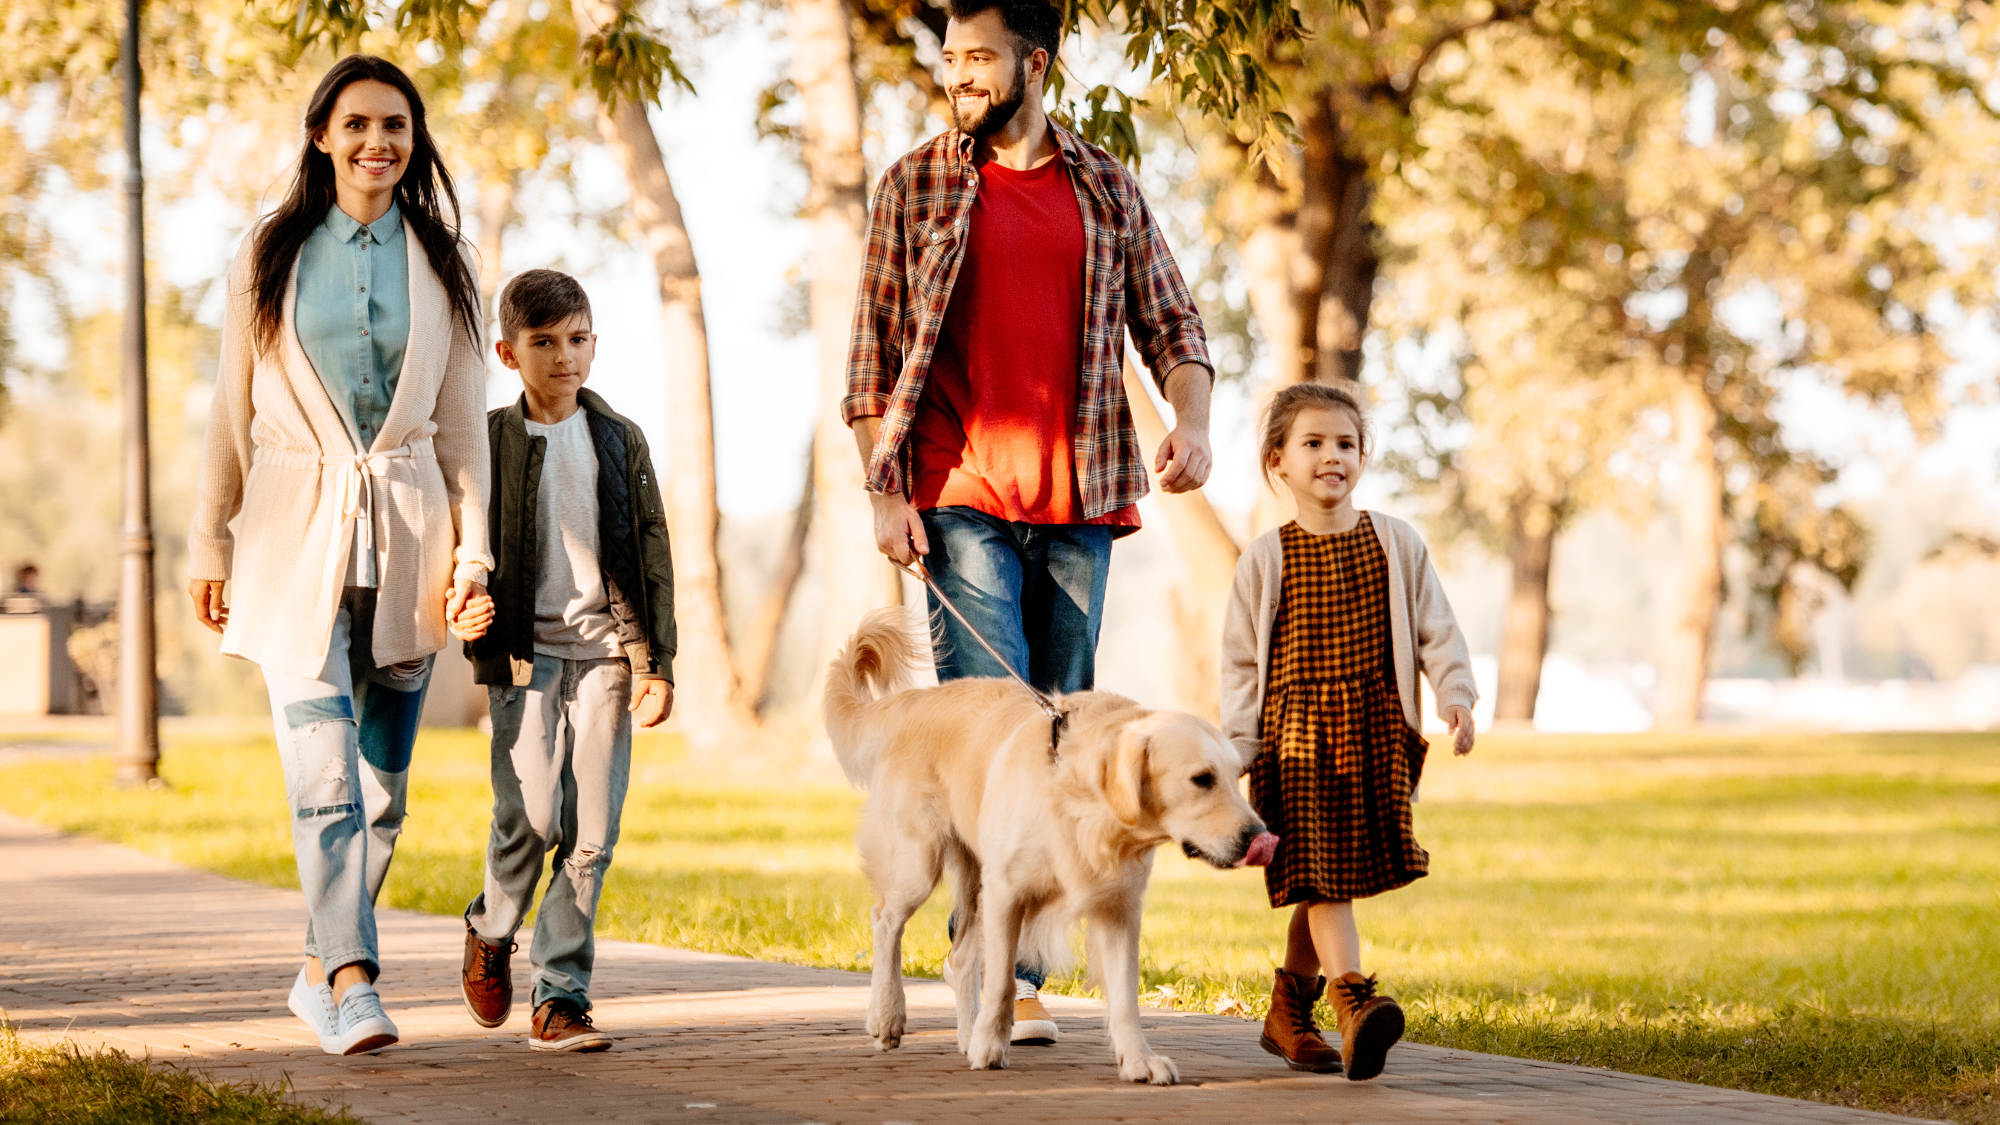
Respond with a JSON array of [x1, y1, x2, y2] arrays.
[[187, 228, 492, 678], [1220, 512, 1477, 765]]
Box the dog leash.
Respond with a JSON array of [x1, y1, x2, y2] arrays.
[[896, 559, 1069, 760]]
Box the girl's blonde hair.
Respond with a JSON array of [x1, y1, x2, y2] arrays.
[[1258, 382, 1371, 489]]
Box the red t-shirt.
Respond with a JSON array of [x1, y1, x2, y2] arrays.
[[909, 149, 1139, 528]]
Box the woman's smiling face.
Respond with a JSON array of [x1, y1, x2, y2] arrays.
[[312, 78, 412, 215]]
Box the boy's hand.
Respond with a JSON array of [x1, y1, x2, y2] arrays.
[[630, 678, 673, 728], [1445, 705, 1475, 756], [188, 579, 228, 634], [447, 581, 494, 642]]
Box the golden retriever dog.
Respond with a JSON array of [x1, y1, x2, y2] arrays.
[[823, 609, 1274, 1085]]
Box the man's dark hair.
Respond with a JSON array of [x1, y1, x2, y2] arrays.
[[499, 269, 592, 340], [947, 0, 1062, 67]]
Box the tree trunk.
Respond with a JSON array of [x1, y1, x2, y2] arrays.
[[791, 0, 900, 691], [1121, 360, 1241, 719], [575, 0, 756, 745], [741, 447, 815, 712], [474, 171, 516, 327], [1242, 90, 1380, 393], [1315, 143, 1377, 388], [1493, 492, 1559, 724], [1242, 90, 1381, 532], [1657, 370, 1725, 727]]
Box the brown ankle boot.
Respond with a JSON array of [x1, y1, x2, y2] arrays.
[[1329, 972, 1404, 1081], [1258, 968, 1341, 1073]]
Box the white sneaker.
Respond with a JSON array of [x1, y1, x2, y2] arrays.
[[286, 966, 338, 1052], [1012, 977, 1059, 1045], [330, 982, 399, 1056]]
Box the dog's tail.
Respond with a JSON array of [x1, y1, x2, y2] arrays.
[[822, 607, 926, 787]]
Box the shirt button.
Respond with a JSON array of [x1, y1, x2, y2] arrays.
[[360, 328, 369, 336], [359, 286, 367, 293], [361, 376, 370, 384]]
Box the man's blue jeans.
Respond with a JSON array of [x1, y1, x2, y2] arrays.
[[920, 506, 1114, 988], [260, 587, 431, 981]]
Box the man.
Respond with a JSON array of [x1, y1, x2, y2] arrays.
[[842, 0, 1214, 1045]]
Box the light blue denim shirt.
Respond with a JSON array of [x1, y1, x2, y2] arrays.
[[294, 202, 410, 452], [295, 202, 410, 587]]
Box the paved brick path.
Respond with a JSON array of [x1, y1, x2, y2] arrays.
[[0, 813, 1930, 1124]]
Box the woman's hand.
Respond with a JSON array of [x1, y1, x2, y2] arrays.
[[629, 678, 673, 729], [1444, 705, 1476, 757], [446, 580, 493, 642], [188, 579, 229, 634]]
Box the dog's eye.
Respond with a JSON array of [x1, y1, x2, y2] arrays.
[[1191, 771, 1216, 790]]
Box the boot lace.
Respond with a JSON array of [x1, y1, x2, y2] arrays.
[[1334, 974, 1379, 1007], [1282, 975, 1324, 1036], [1291, 998, 1322, 1036]]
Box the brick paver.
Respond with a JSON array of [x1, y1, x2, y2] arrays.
[[0, 812, 1933, 1124]]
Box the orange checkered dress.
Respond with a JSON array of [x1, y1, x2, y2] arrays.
[[1249, 516, 1431, 905]]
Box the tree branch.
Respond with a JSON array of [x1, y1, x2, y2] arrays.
[[1395, 0, 1538, 110]]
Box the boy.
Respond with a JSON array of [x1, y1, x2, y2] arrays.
[[454, 269, 676, 1052]]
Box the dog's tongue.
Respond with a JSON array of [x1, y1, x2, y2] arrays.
[[1240, 832, 1280, 868]]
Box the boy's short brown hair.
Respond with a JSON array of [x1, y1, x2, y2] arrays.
[[498, 269, 592, 341]]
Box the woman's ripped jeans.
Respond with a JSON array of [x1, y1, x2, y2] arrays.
[[260, 587, 432, 979]]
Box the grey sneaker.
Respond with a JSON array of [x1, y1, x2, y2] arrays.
[[286, 965, 338, 1052], [331, 982, 399, 1056]]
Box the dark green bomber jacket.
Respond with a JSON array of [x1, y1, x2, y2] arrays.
[[468, 388, 676, 687]]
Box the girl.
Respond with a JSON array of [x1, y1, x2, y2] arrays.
[[187, 55, 494, 1055], [1220, 383, 1477, 1081]]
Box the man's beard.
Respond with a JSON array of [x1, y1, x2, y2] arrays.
[[951, 56, 1028, 139]]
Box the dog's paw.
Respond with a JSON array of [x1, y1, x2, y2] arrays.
[[866, 1009, 905, 1051], [966, 1030, 1009, 1070], [1118, 1051, 1179, 1086]]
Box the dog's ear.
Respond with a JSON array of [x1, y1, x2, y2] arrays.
[[1102, 723, 1151, 826]]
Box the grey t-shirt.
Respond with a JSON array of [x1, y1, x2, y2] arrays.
[[525, 411, 621, 659]]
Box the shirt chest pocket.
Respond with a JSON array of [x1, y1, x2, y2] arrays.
[[910, 216, 961, 296]]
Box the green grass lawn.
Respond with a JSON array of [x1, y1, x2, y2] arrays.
[[1, 728, 1995, 1122], [0, 1025, 360, 1125]]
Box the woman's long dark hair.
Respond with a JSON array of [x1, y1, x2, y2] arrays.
[[249, 55, 480, 355]]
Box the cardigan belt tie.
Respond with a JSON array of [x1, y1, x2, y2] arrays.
[[328, 446, 413, 558], [323, 439, 427, 567]]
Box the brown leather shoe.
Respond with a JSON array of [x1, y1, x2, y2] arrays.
[[1258, 967, 1341, 1073], [531, 998, 612, 1052], [1330, 972, 1404, 1081], [461, 925, 515, 1029]]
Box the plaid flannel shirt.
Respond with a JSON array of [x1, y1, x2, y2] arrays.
[[841, 126, 1212, 519]]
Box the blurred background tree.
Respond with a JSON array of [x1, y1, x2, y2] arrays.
[[3, 0, 1996, 736]]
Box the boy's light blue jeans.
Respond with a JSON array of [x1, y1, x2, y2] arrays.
[[260, 587, 431, 981], [464, 655, 632, 1011], [919, 506, 1115, 989]]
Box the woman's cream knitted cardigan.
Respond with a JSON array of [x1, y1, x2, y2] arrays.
[[188, 229, 492, 678], [1220, 511, 1478, 766]]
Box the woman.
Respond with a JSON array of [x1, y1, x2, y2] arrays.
[[187, 54, 494, 1056]]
